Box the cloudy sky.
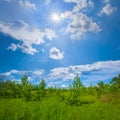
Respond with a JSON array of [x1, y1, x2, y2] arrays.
[[0, 0, 120, 88]]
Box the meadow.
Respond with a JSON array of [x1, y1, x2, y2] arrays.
[[0, 96, 120, 120], [0, 74, 120, 120]]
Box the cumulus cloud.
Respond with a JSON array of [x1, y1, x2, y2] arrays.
[[9, 43, 37, 55], [49, 47, 64, 60], [0, 20, 56, 54], [73, 0, 94, 13], [1, 69, 44, 82], [47, 60, 120, 83], [48, 67, 74, 81], [98, 4, 117, 16], [0, 69, 46, 84], [33, 70, 44, 76], [6, 0, 36, 10], [61, 11, 73, 19], [67, 13, 101, 39], [8, 43, 18, 51], [1, 60, 120, 87], [0, 20, 55, 45], [64, 0, 94, 13], [1, 69, 20, 76], [19, 1, 36, 10], [61, 0, 100, 40]]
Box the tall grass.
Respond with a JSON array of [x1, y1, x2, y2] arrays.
[[0, 97, 120, 120]]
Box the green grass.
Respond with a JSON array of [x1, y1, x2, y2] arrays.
[[0, 97, 120, 120]]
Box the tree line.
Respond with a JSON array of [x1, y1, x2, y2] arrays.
[[0, 74, 120, 104]]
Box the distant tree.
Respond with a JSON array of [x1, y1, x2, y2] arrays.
[[110, 74, 120, 91], [36, 79, 46, 100], [98, 81, 105, 90], [67, 75, 84, 105], [6, 80, 20, 98], [71, 74, 84, 97], [0, 75, 22, 98], [21, 75, 31, 101], [39, 79, 46, 90], [97, 81, 105, 97], [87, 83, 95, 95], [0, 75, 5, 97]]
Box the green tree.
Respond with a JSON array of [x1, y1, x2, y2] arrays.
[[5, 80, 21, 98], [67, 75, 84, 105], [97, 81, 105, 97], [21, 75, 31, 101], [110, 74, 120, 91], [0, 75, 5, 97], [87, 83, 96, 95], [71, 74, 84, 97], [98, 81, 105, 89], [36, 79, 46, 100]]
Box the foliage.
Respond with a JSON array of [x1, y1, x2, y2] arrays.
[[71, 74, 84, 97], [66, 75, 85, 105], [110, 74, 120, 91], [21, 75, 32, 101], [0, 73, 120, 103], [0, 74, 120, 119], [36, 79, 46, 100]]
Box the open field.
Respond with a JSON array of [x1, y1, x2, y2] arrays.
[[0, 74, 120, 120], [0, 97, 120, 120]]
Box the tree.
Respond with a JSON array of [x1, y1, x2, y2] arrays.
[[39, 79, 46, 90], [98, 81, 105, 89], [97, 81, 105, 97], [0, 75, 5, 97], [71, 74, 84, 97], [110, 74, 120, 91], [21, 75, 31, 101], [36, 79, 46, 100], [67, 75, 84, 105]]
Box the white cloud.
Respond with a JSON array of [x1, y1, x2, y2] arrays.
[[47, 60, 120, 83], [67, 13, 101, 39], [61, 11, 73, 19], [61, 1, 100, 40], [19, 43, 37, 55], [64, 0, 94, 13], [0, 20, 56, 54], [1, 60, 120, 87], [5, 0, 36, 10], [8, 43, 18, 51], [73, 0, 94, 13], [49, 47, 64, 60], [1, 69, 26, 76], [98, 4, 117, 16], [8, 43, 37, 55], [33, 70, 44, 76], [61, 84, 67, 88], [1, 69, 44, 81], [48, 67, 74, 81], [19, 1, 36, 10]]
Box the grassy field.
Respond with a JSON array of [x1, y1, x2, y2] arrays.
[[0, 74, 120, 120], [0, 97, 120, 120]]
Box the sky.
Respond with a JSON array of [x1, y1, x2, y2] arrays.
[[0, 0, 120, 88]]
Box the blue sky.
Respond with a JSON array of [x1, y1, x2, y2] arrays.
[[0, 0, 120, 88]]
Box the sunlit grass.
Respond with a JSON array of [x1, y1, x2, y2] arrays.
[[0, 98, 120, 120]]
